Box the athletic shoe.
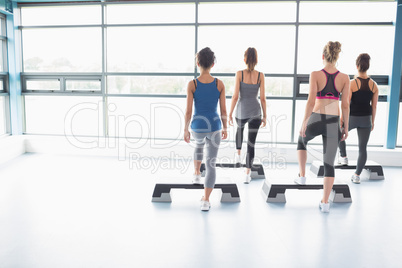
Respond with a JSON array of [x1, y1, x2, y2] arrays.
[[351, 174, 361, 184], [294, 175, 306, 185], [338, 156, 348, 166], [235, 153, 241, 164], [201, 200, 211, 211], [244, 172, 251, 184], [319, 201, 330, 213], [192, 174, 201, 184]]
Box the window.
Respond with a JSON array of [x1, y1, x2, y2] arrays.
[[0, 96, 7, 135], [106, 3, 195, 24], [297, 25, 395, 76], [198, 26, 295, 74], [299, 1, 396, 23], [24, 96, 103, 136], [21, 5, 101, 26], [18, 1, 398, 146], [107, 26, 195, 73], [198, 1, 296, 23], [22, 28, 102, 73], [107, 76, 190, 95]]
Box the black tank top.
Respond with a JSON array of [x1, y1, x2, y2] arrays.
[[316, 69, 340, 100], [350, 77, 374, 116]]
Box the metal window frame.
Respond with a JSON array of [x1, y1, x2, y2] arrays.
[[0, 12, 9, 135], [22, 73, 103, 94], [17, 0, 399, 143]]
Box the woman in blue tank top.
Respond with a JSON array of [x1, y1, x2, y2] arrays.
[[228, 47, 267, 183], [338, 53, 379, 184], [184, 47, 228, 211]]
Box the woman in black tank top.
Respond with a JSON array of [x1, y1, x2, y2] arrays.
[[338, 53, 379, 184]]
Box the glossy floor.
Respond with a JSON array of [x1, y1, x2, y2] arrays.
[[0, 153, 400, 268]]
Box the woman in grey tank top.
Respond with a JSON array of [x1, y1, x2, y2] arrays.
[[228, 47, 267, 183]]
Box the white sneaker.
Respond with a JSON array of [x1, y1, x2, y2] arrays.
[[294, 175, 306, 185], [200, 200, 210, 211], [351, 174, 361, 184], [192, 174, 201, 184], [338, 156, 348, 165], [244, 172, 251, 184], [235, 153, 241, 164], [319, 201, 330, 213]]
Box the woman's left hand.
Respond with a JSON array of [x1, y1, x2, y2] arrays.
[[261, 117, 267, 128]]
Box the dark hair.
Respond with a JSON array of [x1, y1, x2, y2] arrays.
[[356, 53, 371, 72], [323, 41, 342, 64], [196, 47, 215, 69], [244, 47, 258, 71]]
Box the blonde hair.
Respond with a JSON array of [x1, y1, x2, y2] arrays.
[[244, 47, 258, 71], [323, 41, 342, 64]]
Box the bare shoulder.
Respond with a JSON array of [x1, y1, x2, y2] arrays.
[[350, 78, 358, 90], [187, 80, 196, 93], [216, 78, 225, 92], [369, 78, 379, 93], [338, 72, 350, 82], [310, 70, 322, 80]]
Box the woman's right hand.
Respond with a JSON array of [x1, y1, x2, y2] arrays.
[[299, 120, 308, 138], [184, 129, 191, 143], [340, 128, 348, 141]]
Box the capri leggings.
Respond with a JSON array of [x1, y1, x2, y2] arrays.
[[235, 117, 262, 168], [192, 130, 222, 188], [339, 115, 372, 175], [297, 113, 341, 177]]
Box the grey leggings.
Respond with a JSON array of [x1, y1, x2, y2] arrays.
[[339, 115, 372, 175], [297, 113, 341, 177], [192, 131, 221, 188]]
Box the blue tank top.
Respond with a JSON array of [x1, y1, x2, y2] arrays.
[[316, 69, 341, 100], [190, 78, 222, 133]]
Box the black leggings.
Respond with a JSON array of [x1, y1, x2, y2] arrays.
[[297, 113, 341, 177], [235, 117, 262, 168], [339, 115, 372, 175]]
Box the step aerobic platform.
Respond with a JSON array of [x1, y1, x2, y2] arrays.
[[200, 163, 265, 179], [309, 160, 384, 180]]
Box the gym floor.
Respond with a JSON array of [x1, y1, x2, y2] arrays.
[[0, 153, 400, 268]]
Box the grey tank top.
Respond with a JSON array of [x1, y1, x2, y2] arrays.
[[235, 71, 262, 119]]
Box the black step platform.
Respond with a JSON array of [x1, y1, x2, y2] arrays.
[[152, 179, 240, 203], [200, 163, 265, 179], [261, 178, 352, 203], [310, 160, 384, 180]]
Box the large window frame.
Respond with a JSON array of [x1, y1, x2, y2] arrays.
[[18, 1, 398, 145], [0, 12, 9, 136]]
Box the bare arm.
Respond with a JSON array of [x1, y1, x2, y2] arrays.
[[259, 73, 267, 127], [184, 81, 195, 143], [300, 72, 318, 137], [218, 79, 228, 140], [371, 81, 379, 131], [340, 78, 354, 128], [340, 75, 350, 141], [228, 71, 241, 126]]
